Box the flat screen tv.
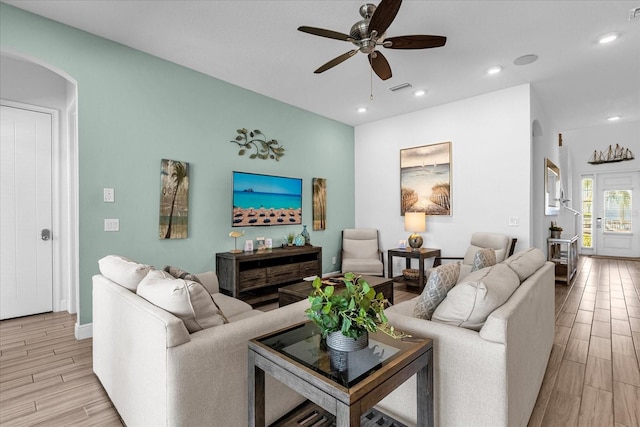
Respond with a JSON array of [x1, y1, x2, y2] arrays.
[[232, 171, 302, 227]]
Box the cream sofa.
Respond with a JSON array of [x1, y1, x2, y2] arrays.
[[377, 248, 555, 427], [92, 257, 307, 427]]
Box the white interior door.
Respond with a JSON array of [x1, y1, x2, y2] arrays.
[[1, 105, 53, 319], [594, 171, 640, 258]]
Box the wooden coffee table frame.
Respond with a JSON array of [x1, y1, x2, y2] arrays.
[[248, 322, 433, 427], [278, 275, 394, 307]]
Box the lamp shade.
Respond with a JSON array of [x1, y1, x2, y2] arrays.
[[404, 212, 426, 232]]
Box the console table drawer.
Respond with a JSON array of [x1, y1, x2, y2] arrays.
[[299, 261, 320, 277], [267, 264, 300, 283], [239, 269, 266, 290]]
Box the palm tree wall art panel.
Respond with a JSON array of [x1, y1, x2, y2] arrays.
[[159, 159, 189, 239], [400, 142, 452, 216], [313, 178, 327, 230]]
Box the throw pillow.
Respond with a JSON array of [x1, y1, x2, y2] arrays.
[[502, 248, 546, 282], [163, 265, 203, 284], [137, 270, 226, 333], [471, 248, 497, 272], [432, 263, 520, 330], [414, 263, 460, 320], [98, 255, 153, 292]]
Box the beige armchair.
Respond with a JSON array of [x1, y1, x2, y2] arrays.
[[340, 228, 384, 276], [431, 232, 517, 280]]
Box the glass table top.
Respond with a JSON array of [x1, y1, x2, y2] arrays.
[[258, 322, 414, 387]]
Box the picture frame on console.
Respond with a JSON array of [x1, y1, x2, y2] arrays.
[[400, 141, 452, 216]]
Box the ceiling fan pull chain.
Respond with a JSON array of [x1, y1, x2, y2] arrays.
[[370, 66, 374, 101]]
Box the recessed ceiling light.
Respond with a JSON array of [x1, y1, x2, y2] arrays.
[[413, 89, 426, 97], [357, 107, 367, 113], [598, 33, 619, 44], [514, 54, 538, 66], [487, 66, 502, 75], [607, 116, 621, 121]]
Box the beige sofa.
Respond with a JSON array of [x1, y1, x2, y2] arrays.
[[92, 257, 307, 427], [377, 248, 555, 427]]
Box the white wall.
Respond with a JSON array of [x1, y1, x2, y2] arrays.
[[354, 84, 533, 269], [530, 87, 560, 252]]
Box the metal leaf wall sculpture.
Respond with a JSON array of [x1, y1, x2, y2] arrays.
[[230, 128, 285, 161]]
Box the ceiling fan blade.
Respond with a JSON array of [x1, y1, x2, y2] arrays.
[[368, 51, 392, 80], [314, 50, 358, 74], [384, 35, 447, 49], [368, 0, 402, 37], [298, 26, 353, 42]]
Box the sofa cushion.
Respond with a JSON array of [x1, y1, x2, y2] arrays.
[[502, 248, 547, 282], [212, 293, 254, 320], [98, 255, 153, 291], [414, 263, 460, 320], [432, 263, 520, 330], [471, 248, 497, 272], [137, 270, 226, 333]]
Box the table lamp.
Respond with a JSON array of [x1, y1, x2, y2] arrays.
[[229, 231, 244, 253], [404, 212, 426, 251]]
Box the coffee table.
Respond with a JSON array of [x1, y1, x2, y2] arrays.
[[278, 275, 394, 307], [248, 321, 433, 427]]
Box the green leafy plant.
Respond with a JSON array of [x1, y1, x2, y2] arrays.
[[287, 232, 295, 244], [305, 272, 408, 339], [230, 128, 285, 161], [549, 221, 563, 231]]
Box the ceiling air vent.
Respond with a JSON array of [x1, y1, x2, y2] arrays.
[[389, 83, 412, 92]]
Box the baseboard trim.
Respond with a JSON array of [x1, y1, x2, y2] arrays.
[[75, 322, 93, 340]]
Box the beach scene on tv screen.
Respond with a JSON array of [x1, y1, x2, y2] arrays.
[[233, 172, 302, 226]]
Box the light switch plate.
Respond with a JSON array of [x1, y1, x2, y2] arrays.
[[104, 218, 119, 231], [508, 216, 519, 227], [104, 188, 115, 203]]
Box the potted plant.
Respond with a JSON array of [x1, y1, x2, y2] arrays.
[[286, 232, 295, 246], [305, 272, 407, 351], [549, 221, 563, 238]]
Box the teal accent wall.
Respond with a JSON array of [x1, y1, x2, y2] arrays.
[[1, 4, 355, 324]]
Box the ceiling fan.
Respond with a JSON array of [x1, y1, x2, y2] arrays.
[[298, 0, 447, 81]]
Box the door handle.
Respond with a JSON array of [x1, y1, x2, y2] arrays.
[[41, 229, 51, 241]]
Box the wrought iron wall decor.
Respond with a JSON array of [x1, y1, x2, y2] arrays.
[[230, 128, 285, 161], [588, 144, 634, 165]]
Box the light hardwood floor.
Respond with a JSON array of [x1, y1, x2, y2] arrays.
[[1, 256, 638, 426]]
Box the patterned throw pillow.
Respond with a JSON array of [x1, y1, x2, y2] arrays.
[[164, 265, 203, 284], [414, 263, 460, 320], [471, 248, 497, 272]]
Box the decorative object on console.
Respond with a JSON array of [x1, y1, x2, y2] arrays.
[[159, 159, 189, 239], [400, 142, 452, 215], [305, 272, 407, 352], [286, 232, 295, 246], [228, 231, 244, 253], [294, 234, 305, 246], [588, 143, 634, 164], [549, 221, 563, 238], [301, 224, 311, 245], [404, 211, 426, 250], [244, 239, 254, 252], [312, 178, 327, 230], [229, 128, 284, 161]]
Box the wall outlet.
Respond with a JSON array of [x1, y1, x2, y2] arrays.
[[104, 218, 119, 231], [103, 188, 115, 203], [332, 256, 336, 264]]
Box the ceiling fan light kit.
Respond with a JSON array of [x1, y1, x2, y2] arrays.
[[298, 0, 447, 81]]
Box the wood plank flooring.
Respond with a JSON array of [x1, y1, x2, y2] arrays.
[[1, 256, 638, 426]]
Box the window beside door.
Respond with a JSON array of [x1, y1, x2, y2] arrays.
[[581, 177, 593, 248]]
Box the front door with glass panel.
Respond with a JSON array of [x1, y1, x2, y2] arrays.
[[594, 171, 639, 258]]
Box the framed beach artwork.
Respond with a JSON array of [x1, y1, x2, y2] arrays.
[[312, 178, 327, 230], [400, 142, 452, 216], [159, 159, 190, 239]]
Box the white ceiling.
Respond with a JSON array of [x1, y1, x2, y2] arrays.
[[3, 0, 639, 130]]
